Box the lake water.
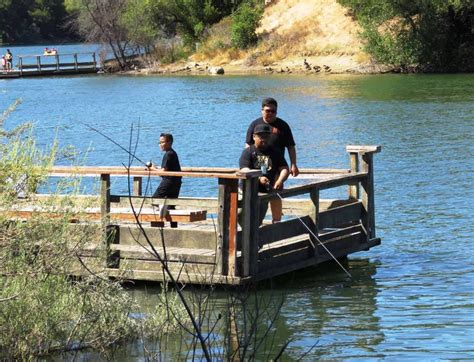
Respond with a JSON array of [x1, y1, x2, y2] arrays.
[[1, 59, 473, 359]]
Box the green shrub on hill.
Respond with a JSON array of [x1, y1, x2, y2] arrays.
[[338, 0, 474, 71], [231, 1, 264, 49]]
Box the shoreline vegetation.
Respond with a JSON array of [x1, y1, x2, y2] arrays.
[[2, 1, 472, 76]]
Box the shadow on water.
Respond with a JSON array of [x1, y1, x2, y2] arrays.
[[48, 259, 382, 361]]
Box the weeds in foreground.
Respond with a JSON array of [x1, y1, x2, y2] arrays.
[[0, 102, 188, 359]]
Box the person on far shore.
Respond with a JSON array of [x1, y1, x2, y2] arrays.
[[148, 133, 182, 199], [5, 49, 13, 70]]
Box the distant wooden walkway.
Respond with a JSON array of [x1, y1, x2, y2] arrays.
[[0, 52, 99, 78], [4, 145, 382, 285]]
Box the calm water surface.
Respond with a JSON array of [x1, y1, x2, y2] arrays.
[[1, 67, 473, 359]]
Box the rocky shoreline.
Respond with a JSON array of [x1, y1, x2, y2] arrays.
[[122, 58, 403, 77]]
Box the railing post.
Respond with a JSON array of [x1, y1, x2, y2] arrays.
[[241, 174, 260, 278], [100, 173, 112, 266], [348, 151, 360, 199], [133, 176, 142, 196], [346, 145, 381, 241], [217, 178, 238, 276], [310, 187, 320, 237], [74, 53, 78, 71]]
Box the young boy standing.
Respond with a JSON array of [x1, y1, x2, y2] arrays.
[[149, 133, 182, 198]]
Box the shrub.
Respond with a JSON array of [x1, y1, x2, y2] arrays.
[[231, 1, 264, 49]]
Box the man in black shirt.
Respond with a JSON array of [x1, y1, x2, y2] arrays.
[[150, 133, 182, 198], [240, 124, 289, 223], [245, 97, 297, 223], [245, 97, 299, 177]]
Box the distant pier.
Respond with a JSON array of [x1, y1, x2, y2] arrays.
[[0, 52, 99, 78]]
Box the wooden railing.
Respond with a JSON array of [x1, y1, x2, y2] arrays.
[[16, 52, 98, 75], [43, 145, 381, 280]]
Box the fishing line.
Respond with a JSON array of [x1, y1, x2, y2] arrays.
[[84, 122, 148, 166], [275, 192, 352, 278]]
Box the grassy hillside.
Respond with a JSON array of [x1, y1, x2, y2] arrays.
[[191, 0, 371, 73]]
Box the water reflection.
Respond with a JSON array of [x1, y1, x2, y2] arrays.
[[96, 259, 383, 360]]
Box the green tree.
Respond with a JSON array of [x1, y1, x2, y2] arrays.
[[338, 0, 474, 71], [148, 0, 243, 46], [231, 0, 263, 49], [0, 0, 70, 42]]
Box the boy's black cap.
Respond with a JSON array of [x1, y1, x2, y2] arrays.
[[254, 124, 272, 134]]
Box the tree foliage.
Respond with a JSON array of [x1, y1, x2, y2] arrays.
[[147, 0, 243, 46], [231, 0, 263, 49], [338, 0, 474, 71], [0, 0, 71, 43]]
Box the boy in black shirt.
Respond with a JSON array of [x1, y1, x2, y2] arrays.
[[150, 133, 182, 198], [239, 124, 289, 223]]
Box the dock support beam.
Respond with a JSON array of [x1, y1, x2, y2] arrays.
[[100, 173, 113, 266], [310, 188, 320, 237], [346, 145, 381, 241], [133, 176, 142, 196], [241, 176, 260, 278], [348, 152, 360, 199], [217, 178, 238, 276], [36, 56, 41, 72]]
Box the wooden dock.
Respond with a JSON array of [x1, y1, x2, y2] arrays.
[[0, 52, 99, 79], [5, 145, 381, 285]]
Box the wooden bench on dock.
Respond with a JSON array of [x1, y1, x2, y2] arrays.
[[4, 206, 207, 227]]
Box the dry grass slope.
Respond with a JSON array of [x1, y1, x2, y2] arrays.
[[192, 0, 370, 74]]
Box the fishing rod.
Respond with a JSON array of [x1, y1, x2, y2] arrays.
[[84, 123, 150, 167], [276, 192, 352, 278]]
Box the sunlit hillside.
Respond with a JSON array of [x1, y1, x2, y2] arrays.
[[192, 0, 371, 73]]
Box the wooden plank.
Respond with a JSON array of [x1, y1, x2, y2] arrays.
[[316, 231, 364, 262], [105, 268, 249, 285], [256, 257, 318, 281], [114, 196, 219, 212], [310, 188, 319, 236], [318, 201, 362, 229], [258, 234, 311, 260], [49, 166, 251, 180], [349, 152, 360, 199], [258, 216, 314, 245], [47, 166, 356, 180], [117, 259, 217, 274], [217, 178, 235, 275], [100, 174, 111, 257], [241, 177, 259, 277], [319, 224, 365, 242], [3, 209, 207, 223], [259, 172, 368, 201], [257, 246, 312, 273], [361, 153, 375, 239], [133, 177, 142, 196], [346, 145, 382, 154], [118, 226, 218, 249], [110, 244, 216, 264], [228, 181, 238, 276]]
